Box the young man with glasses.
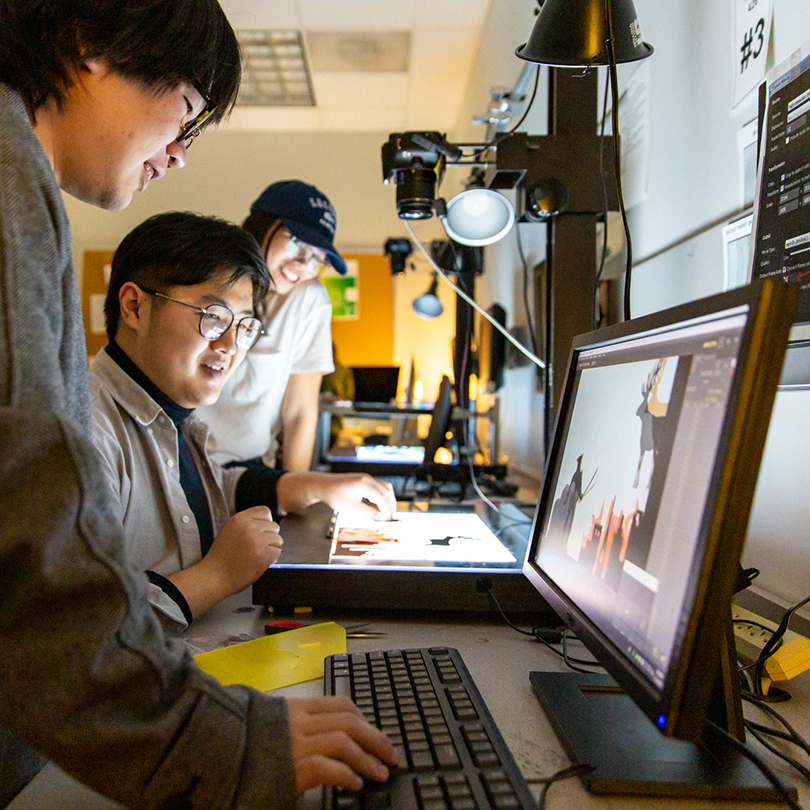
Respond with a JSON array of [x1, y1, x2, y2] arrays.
[[92, 212, 396, 630], [0, 3, 396, 807], [199, 180, 347, 473]]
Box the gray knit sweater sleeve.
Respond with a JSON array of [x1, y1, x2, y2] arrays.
[[0, 84, 298, 810]]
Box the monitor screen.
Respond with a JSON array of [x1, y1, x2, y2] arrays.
[[423, 374, 454, 463], [351, 365, 400, 405], [522, 279, 797, 798]]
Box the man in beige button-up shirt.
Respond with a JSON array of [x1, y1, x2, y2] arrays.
[[90, 212, 397, 632]]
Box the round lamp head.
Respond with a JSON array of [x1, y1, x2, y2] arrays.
[[413, 274, 443, 319], [413, 292, 444, 320], [442, 188, 515, 247], [516, 0, 653, 67]]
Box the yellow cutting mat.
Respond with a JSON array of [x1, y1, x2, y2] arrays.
[[194, 622, 346, 691]]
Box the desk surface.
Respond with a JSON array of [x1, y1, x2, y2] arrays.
[[9, 587, 810, 810]]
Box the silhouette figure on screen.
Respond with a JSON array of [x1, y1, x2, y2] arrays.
[[634, 359, 667, 488], [548, 454, 597, 547]]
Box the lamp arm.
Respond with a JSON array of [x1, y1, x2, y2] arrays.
[[404, 220, 546, 371]]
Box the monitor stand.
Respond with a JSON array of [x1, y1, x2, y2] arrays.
[[529, 611, 797, 801]]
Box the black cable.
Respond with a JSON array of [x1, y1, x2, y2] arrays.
[[561, 628, 599, 673], [535, 763, 595, 808], [593, 73, 611, 329], [744, 722, 810, 785], [743, 692, 810, 758], [754, 594, 810, 697], [515, 225, 539, 356], [479, 65, 542, 154], [705, 720, 802, 810], [604, 0, 634, 321], [747, 720, 797, 743], [735, 618, 780, 634], [492, 518, 534, 539], [735, 619, 785, 674], [485, 589, 601, 668]]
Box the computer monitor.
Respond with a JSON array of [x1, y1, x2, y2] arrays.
[[423, 374, 454, 463], [522, 279, 798, 800], [351, 365, 400, 405]]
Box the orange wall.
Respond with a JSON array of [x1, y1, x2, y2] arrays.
[[330, 253, 394, 367]]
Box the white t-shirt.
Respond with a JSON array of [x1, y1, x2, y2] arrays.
[[198, 279, 334, 466]]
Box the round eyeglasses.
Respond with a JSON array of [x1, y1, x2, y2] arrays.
[[176, 101, 213, 150], [283, 234, 327, 275], [139, 286, 264, 351]]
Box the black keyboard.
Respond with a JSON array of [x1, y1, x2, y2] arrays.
[[323, 647, 536, 810]]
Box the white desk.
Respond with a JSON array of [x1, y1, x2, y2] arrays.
[[9, 586, 810, 810]]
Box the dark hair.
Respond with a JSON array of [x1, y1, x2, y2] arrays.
[[241, 209, 285, 252], [0, 0, 240, 122], [105, 212, 271, 342]]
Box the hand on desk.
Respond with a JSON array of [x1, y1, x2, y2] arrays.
[[287, 696, 398, 794], [277, 471, 396, 520]]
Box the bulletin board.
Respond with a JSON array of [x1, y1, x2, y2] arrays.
[[82, 250, 114, 360]]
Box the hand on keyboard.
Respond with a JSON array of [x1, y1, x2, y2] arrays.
[[324, 648, 536, 810], [287, 695, 400, 795]]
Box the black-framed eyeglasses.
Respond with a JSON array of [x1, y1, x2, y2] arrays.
[[176, 98, 214, 150], [139, 286, 264, 351]]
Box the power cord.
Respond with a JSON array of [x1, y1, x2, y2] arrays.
[[743, 692, 810, 761], [404, 220, 546, 371], [751, 594, 810, 699], [744, 721, 810, 784], [483, 586, 601, 671], [705, 720, 804, 809]]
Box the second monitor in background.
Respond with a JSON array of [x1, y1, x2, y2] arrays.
[[350, 365, 400, 405], [423, 374, 454, 463]]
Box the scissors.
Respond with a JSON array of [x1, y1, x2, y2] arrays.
[[264, 621, 387, 638]]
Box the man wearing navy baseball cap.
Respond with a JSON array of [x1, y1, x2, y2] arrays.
[[198, 180, 343, 473]]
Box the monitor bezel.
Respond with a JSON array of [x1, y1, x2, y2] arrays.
[[522, 279, 798, 741]]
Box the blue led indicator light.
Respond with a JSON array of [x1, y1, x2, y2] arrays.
[[657, 715, 666, 728]]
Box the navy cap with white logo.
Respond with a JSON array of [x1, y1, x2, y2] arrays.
[[250, 180, 347, 275]]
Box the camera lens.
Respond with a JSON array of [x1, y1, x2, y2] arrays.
[[396, 168, 437, 219]]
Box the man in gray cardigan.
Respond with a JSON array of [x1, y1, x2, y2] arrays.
[[0, 2, 395, 807]]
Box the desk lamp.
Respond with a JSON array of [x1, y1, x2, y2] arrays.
[[412, 271, 444, 320], [382, 0, 653, 452], [515, 0, 653, 327]]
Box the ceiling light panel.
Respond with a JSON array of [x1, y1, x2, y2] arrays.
[[237, 30, 315, 106]]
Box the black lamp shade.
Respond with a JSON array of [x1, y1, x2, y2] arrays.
[[516, 0, 653, 67]]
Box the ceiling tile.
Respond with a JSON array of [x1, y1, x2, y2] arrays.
[[312, 73, 409, 107], [414, 0, 491, 28], [225, 106, 322, 130], [297, 0, 415, 30], [220, 0, 300, 29]]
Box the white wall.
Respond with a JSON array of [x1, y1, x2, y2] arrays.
[[452, 0, 810, 613]]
